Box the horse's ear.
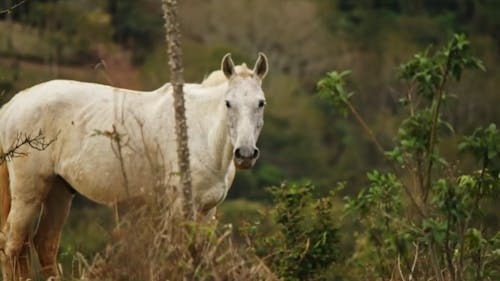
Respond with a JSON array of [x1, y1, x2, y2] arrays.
[[253, 52, 268, 80], [221, 53, 235, 79]]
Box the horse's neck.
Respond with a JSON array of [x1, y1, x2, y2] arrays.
[[201, 84, 233, 173], [206, 95, 233, 173], [166, 83, 234, 175]]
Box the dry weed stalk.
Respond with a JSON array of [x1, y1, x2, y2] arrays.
[[162, 0, 195, 221]]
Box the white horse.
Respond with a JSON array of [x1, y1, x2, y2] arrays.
[[0, 53, 268, 280]]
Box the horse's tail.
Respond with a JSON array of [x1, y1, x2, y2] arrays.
[[0, 147, 11, 228]]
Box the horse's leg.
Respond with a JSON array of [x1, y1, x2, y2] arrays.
[[34, 178, 74, 279], [1, 189, 44, 280], [1, 173, 51, 281]]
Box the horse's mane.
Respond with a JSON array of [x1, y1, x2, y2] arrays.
[[201, 63, 254, 88]]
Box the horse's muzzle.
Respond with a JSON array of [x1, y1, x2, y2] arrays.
[[233, 158, 256, 169], [234, 146, 259, 169]]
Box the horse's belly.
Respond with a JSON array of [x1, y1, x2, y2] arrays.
[[60, 166, 148, 205], [57, 147, 170, 205]]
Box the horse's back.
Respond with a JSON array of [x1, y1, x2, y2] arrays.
[[0, 80, 163, 203], [1, 79, 154, 136], [2, 80, 108, 122]]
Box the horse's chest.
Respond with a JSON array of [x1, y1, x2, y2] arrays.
[[191, 166, 231, 212], [196, 182, 228, 212]]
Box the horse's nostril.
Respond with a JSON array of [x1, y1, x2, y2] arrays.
[[235, 147, 259, 160], [235, 148, 243, 158], [252, 148, 259, 159]]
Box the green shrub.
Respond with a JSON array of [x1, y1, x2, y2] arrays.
[[318, 34, 499, 281], [246, 183, 342, 281]]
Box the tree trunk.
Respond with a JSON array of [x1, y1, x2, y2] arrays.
[[161, 0, 195, 220]]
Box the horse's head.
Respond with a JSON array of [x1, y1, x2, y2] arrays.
[[221, 53, 268, 169]]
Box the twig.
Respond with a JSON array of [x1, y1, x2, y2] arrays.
[[406, 81, 416, 116], [472, 155, 489, 281], [0, 0, 26, 15], [429, 243, 445, 281], [397, 255, 407, 281], [94, 60, 115, 86], [92, 125, 130, 196], [0, 130, 57, 164], [458, 152, 488, 281], [424, 49, 453, 202], [444, 204, 456, 281], [344, 99, 426, 217], [409, 243, 419, 281], [346, 101, 385, 156]]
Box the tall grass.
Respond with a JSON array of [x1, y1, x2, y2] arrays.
[[72, 187, 276, 281]]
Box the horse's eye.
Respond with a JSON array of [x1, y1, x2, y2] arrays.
[[258, 100, 266, 108], [225, 100, 231, 108]]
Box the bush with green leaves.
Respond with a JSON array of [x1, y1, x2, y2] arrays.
[[246, 182, 342, 281], [318, 34, 499, 281]]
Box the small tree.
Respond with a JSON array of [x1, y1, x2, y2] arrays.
[[317, 34, 499, 281]]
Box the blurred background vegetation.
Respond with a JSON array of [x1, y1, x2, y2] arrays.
[[1, 0, 499, 275]]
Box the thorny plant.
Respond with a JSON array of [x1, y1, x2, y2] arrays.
[[316, 34, 499, 281]]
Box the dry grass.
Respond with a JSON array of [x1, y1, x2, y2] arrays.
[[70, 187, 277, 281]]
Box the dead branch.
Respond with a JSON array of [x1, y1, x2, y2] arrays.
[[92, 125, 131, 196], [0, 130, 57, 164]]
